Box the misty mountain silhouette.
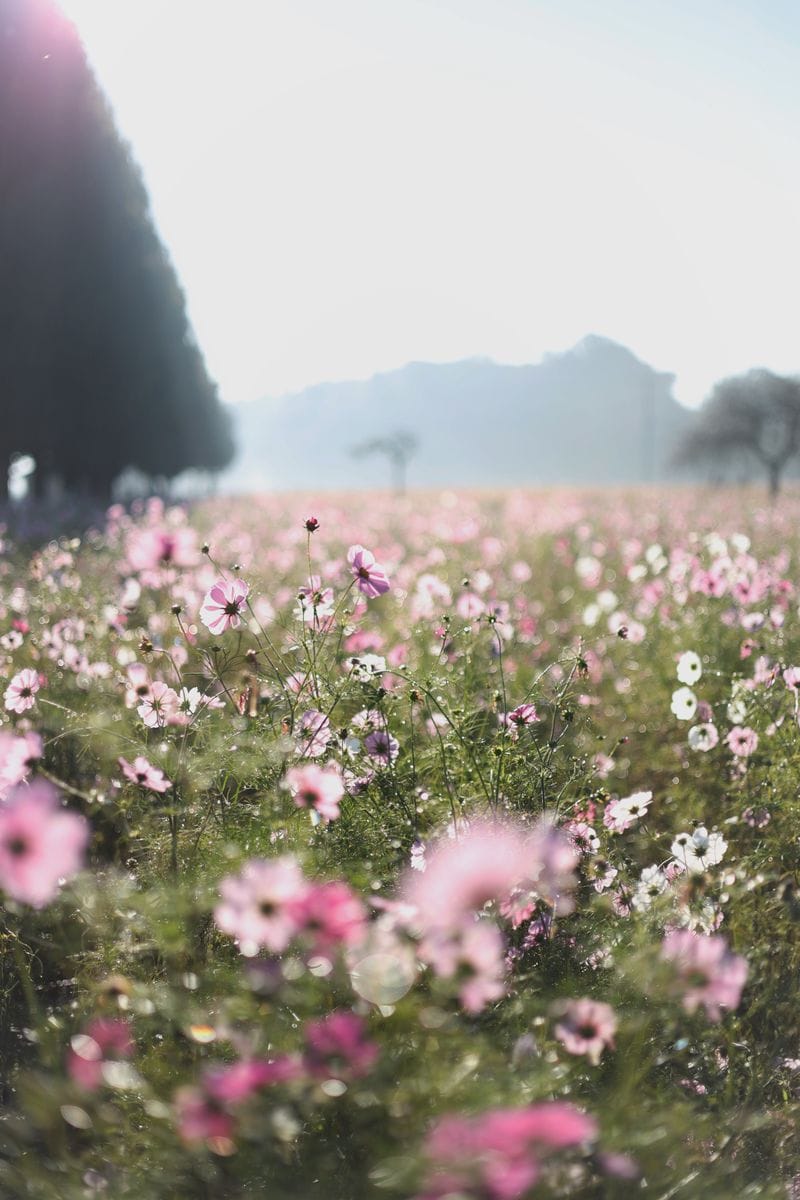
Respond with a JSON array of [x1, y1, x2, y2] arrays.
[[223, 335, 693, 491]]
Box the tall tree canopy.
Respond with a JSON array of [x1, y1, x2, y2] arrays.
[[676, 370, 800, 498], [0, 0, 234, 499]]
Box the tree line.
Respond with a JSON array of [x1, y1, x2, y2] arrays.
[[0, 0, 234, 501]]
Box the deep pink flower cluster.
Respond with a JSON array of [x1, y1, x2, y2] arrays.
[[176, 1012, 377, 1146], [418, 1103, 597, 1199], [67, 1019, 134, 1091]]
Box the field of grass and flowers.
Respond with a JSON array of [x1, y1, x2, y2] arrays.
[[2, 485, 800, 1198]]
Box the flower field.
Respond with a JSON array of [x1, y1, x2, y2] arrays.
[[2, 485, 800, 1198]]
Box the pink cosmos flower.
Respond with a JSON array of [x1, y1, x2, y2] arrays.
[[725, 725, 759, 757], [347, 545, 391, 598], [661, 930, 748, 1021], [214, 856, 309, 954], [126, 525, 198, 573], [137, 680, 179, 729], [204, 1055, 302, 1104], [304, 1011, 379, 1080], [0, 730, 42, 798], [67, 1018, 134, 1091], [554, 998, 617, 1065], [118, 755, 171, 794], [403, 817, 579, 938], [0, 779, 89, 907], [175, 1087, 235, 1144], [364, 729, 400, 764], [200, 578, 250, 635], [291, 880, 367, 954], [419, 1103, 597, 1200], [504, 703, 538, 733], [421, 919, 507, 1013], [4, 667, 40, 714], [284, 763, 344, 821], [296, 708, 332, 758]]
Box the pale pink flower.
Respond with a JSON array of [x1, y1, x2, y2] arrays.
[[661, 929, 748, 1020], [0, 730, 42, 797], [726, 725, 758, 757], [200, 578, 250, 635], [137, 680, 179, 728], [4, 668, 40, 714], [364, 729, 400, 763], [214, 856, 309, 954], [123, 663, 152, 708], [296, 708, 332, 758], [0, 779, 89, 907], [347, 545, 390, 598], [126, 525, 198, 572], [118, 755, 171, 793], [284, 763, 344, 821], [402, 817, 578, 937], [554, 998, 617, 1064]]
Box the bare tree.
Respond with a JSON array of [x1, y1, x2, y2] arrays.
[[352, 430, 419, 494], [675, 369, 800, 499]]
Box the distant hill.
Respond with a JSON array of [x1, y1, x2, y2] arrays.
[[221, 336, 695, 492]]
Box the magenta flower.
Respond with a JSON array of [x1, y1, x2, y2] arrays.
[[4, 668, 40, 714], [347, 544, 390, 598], [204, 1055, 302, 1104], [118, 755, 171, 794], [0, 779, 89, 907], [214, 855, 309, 954], [284, 763, 344, 821], [661, 930, 748, 1021], [504, 703, 538, 732], [291, 880, 367, 953], [200, 578, 250, 635], [554, 997, 617, 1064], [420, 1103, 597, 1200], [304, 1011, 378, 1080], [67, 1018, 134, 1091]]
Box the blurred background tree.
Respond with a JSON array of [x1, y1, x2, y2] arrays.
[[0, 0, 234, 501], [351, 430, 419, 494], [675, 369, 800, 498]]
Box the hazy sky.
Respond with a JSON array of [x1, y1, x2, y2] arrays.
[[60, 0, 800, 408]]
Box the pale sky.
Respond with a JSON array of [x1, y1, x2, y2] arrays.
[[59, 0, 800, 408]]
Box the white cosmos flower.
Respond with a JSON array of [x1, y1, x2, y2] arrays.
[[688, 723, 719, 752], [676, 651, 702, 685], [632, 865, 668, 911], [671, 687, 697, 721], [671, 826, 727, 874], [727, 682, 749, 724]]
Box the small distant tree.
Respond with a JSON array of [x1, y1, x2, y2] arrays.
[[675, 369, 800, 499], [352, 430, 419, 494]]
